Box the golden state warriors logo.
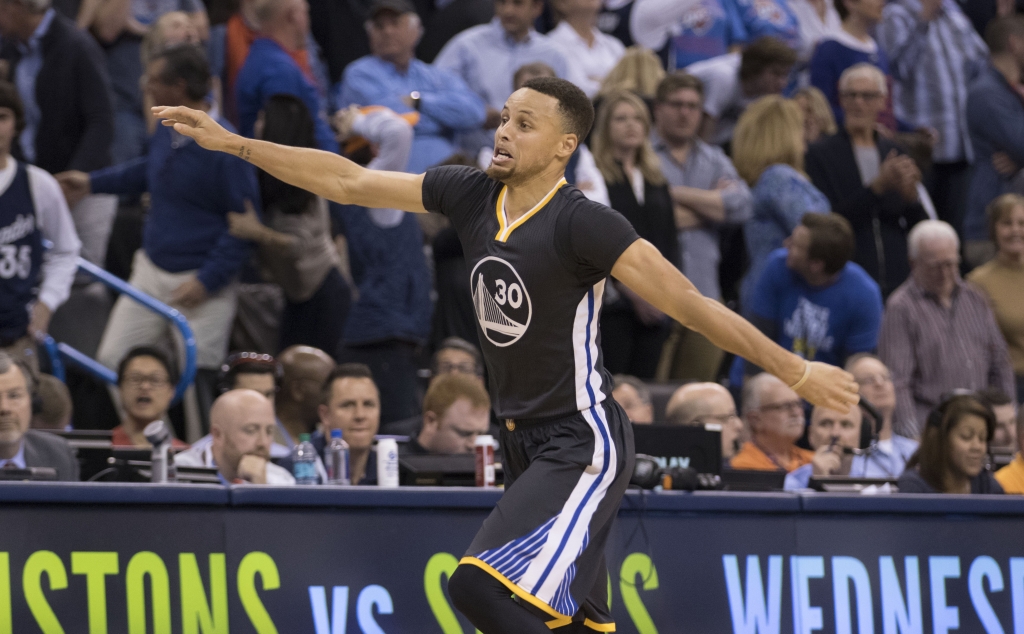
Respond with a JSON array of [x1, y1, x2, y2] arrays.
[[471, 256, 532, 347]]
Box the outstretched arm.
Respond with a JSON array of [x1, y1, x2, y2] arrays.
[[152, 106, 428, 213], [610, 239, 860, 411]]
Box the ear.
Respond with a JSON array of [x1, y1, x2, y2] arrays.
[[317, 403, 329, 425], [422, 410, 439, 433], [556, 133, 578, 160]]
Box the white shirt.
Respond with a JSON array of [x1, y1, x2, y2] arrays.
[[0, 158, 80, 312], [0, 443, 26, 469], [686, 53, 747, 145], [547, 21, 625, 98], [789, 0, 842, 63], [174, 444, 297, 485]]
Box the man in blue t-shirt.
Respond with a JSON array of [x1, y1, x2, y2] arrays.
[[737, 213, 882, 379]]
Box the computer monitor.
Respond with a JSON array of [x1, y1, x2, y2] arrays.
[[719, 469, 787, 491], [399, 454, 504, 487], [631, 423, 722, 475]]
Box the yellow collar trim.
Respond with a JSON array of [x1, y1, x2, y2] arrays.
[[494, 178, 568, 242]]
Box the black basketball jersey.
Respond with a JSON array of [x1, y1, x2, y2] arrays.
[[422, 165, 640, 419]]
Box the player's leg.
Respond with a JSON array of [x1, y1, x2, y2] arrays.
[[448, 565, 553, 634]]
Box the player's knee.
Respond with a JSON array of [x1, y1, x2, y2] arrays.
[[448, 564, 485, 612]]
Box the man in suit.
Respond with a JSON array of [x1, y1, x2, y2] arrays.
[[0, 352, 79, 480]]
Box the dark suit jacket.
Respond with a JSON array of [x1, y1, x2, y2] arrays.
[[1, 13, 113, 173], [23, 429, 79, 481], [805, 129, 929, 298]]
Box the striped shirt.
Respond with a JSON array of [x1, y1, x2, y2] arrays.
[[878, 0, 988, 163], [878, 277, 1016, 438]]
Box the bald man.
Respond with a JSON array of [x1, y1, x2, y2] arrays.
[[175, 389, 295, 484], [665, 382, 744, 459], [276, 345, 335, 447]]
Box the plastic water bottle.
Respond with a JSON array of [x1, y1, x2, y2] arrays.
[[326, 429, 351, 485], [292, 433, 318, 485]]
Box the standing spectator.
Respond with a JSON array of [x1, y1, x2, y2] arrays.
[[335, 0, 486, 173], [433, 0, 569, 151], [792, 86, 836, 145], [665, 381, 744, 459], [730, 373, 814, 472], [879, 220, 1017, 437], [226, 95, 350, 356], [846, 353, 918, 477], [591, 91, 676, 378], [547, 0, 625, 98], [730, 0, 801, 51], [651, 72, 752, 380], [400, 372, 491, 454], [734, 95, 830, 310], [964, 16, 1024, 267], [417, 0, 492, 63], [878, 0, 987, 237], [315, 363, 379, 485], [790, 0, 842, 72], [739, 214, 883, 376], [685, 37, 798, 147], [57, 46, 258, 416], [0, 83, 79, 372], [0, 0, 115, 270], [898, 393, 1003, 493], [87, 0, 206, 163], [276, 345, 334, 448], [111, 346, 188, 447], [805, 64, 928, 297], [630, 0, 744, 71], [994, 407, 1024, 493], [967, 194, 1024, 402], [235, 0, 338, 152], [611, 374, 653, 424]]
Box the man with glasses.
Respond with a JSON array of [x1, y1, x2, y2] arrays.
[[112, 346, 188, 448], [431, 337, 484, 385], [730, 373, 813, 472], [879, 220, 1016, 438], [665, 382, 744, 459], [845, 353, 918, 476]]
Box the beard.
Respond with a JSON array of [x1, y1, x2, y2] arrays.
[[486, 158, 540, 188]]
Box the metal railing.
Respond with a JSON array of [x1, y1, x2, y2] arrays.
[[42, 258, 197, 404]]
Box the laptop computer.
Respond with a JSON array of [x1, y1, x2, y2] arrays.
[[399, 454, 504, 487], [631, 423, 722, 475]]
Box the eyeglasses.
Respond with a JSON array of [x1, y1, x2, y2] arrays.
[[436, 362, 481, 376], [759, 400, 804, 414], [695, 413, 741, 427], [855, 373, 891, 387], [839, 90, 883, 102], [123, 374, 170, 388]]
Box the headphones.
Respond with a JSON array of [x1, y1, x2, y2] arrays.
[[217, 352, 284, 395], [925, 389, 995, 431]]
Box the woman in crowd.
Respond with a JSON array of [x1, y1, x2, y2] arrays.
[[793, 86, 836, 145], [967, 194, 1024, 404], [846, 353, 918, 476], [898, 394, 1003, 494], [734, 95, 830, 310], [591, 91, 676, 379], [226, 94, 350, 355], [597, 46, 666, 103]]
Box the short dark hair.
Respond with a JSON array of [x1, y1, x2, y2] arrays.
[[320, 363, 375, 405], [908, 394, 996, 492], [977, 388, 1012, 409], [985, 15, 1024, 54], [117, 346, 178, 386], [152, 44, 211, 102], [802, 213, 855, 276], [521, 77, 594, 142], [0, 82, 26, 134], [655, 72, 704, 103], [220, 352, 282, 393], [739, 37, 798, 82]]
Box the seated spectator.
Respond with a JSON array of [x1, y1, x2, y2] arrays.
[[809, 0, 900, 130], [112, 347, 187, 448], [0, 0, 115, 271], [898, 394, 1003, 494], [792, 86, 835, 151], [0, 352, 78, 479], [730, 373, 813, 472], [967, 195, 1024, 401], [334, 0, 486, 173], [591, 91, 676, 378], [630, 0, 744, 71], [665, 382, 744, 460], [276, 345, 335, 448], [879, 221, 1017, 438], [547, 0, 625, 98], [611, 374, 653, 424], [846, 353, 918, 477], [58, 46, 259, 419], [596, 45, 665, 101], [235, 0, 338, 152], [805, 64, 927, 297], [964, 18, 1024, 267], [995, 407, 1024, 493], [734, 95, 830, 310], [227, 95, 350, 356], [784, 400, 863, 488], [685, 37, 798, 147], [738, 214, 882, 377], [31, 374, 72, 431], [174, 389, 294, 484], [315, 363, 379, 484], [878, 0, 987, 236], [651, 72, 752, 381], [432, 337, 484, 385], [434, 0, 569, 152], [0, 83, 80, 373], [401, 373, 490, 454], [979, 388, 1018, 451]]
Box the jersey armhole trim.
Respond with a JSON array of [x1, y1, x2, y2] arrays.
[[494, 178, 568, 242], [459, 556, 574, 627]]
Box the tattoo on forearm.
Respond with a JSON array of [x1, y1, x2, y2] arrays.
[[237, 146, 252, 162]]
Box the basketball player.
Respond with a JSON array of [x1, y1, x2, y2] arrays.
[[154, 78, 858, 633]]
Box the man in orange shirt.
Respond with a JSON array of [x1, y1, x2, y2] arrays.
[[995, 410, 1024, 494], [731, 373, 814, 472]]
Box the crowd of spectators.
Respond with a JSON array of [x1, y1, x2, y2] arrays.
[[0, 0, 1023, 495]]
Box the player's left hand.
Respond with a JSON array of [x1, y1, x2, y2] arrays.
[[793, 361, 860, 412], [27, 302, 52, 338], [170, 276, 208, 309]]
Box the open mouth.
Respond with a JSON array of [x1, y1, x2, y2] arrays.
[[136, 396, 153, 406], [492, 147, 513, 165]]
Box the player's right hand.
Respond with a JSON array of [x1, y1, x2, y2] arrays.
[[151, 106, 232, 152], [793, 361, 860, 413]]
